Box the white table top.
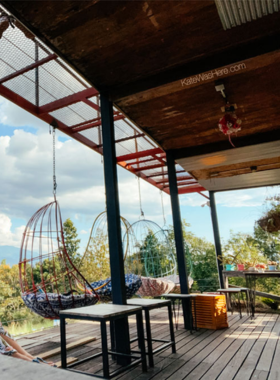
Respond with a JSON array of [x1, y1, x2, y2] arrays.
[[60, 303, 142, 318], [162, 293, 196, 298], [127, 298, 170, 306]]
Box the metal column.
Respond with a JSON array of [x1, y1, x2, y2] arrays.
[[209, 191, 225, 289], [166, 151, 191, 329], [100, 94, 130, 364]]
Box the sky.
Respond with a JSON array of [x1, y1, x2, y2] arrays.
[[0, 95, 277, 258]]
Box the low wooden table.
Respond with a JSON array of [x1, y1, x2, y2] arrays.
[[126, 298, 176, 367], [60, 304, 147, 379]]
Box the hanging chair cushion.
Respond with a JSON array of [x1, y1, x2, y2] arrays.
[[90, 274, 142, 302], [22, 292, 99, 319], [164, 275, 194, 294], [137, 276, 175, 297]]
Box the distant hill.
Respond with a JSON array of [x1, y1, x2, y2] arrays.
[[0, 245, 20, 266]]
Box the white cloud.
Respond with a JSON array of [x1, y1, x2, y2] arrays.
[[181, 189, 269, 209], [0, 97, 47, 131], [0, 120, 171, 236], [80, 230, 88, 235], [215, 189, 268, 208], [0, 213, 25, 247]]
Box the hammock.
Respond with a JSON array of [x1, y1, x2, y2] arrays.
[[90, 274, 142, 302], [19, 199, 99, 319], [125, 220, 177, 297], [137, 276, 175, 297], [78, 212, 141, 300], [22, 292, 98, 319]]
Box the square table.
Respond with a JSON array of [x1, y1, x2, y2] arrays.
[[126, 298, 176, 367], [60, 304, 147, 379]]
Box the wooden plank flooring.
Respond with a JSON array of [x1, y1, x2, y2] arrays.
[[15, 310, 280, 380]]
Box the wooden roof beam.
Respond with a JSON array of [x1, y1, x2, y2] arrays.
[[112, 33, 280, 100], [171, 129, 280, 160]]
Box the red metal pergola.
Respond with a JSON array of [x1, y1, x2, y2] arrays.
[[0, 8, 205, 196]]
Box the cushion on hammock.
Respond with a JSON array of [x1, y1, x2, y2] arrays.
[[137, 276, 175, 297], [22, 292, 99, 319], [91, 274, 142, 302]]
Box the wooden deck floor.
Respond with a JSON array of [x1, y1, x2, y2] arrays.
[[16, 310, 280, 380]]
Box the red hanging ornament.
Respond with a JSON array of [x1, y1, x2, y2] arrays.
[[218, 105, 242, 147]]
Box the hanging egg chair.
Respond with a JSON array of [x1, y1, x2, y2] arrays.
[[19, 127, 98, 319], [79, 211, 142, 302], [19, 199, 99, 319], [124, 220, 177, 297]]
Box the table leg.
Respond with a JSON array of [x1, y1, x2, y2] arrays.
[[144, 309, 154, 367], [193, 298, 197, 331], [238, 292, 242, 318], [167, 304, 176, 353], [246, 290, 250, 316], [60, 316, 67, 369], [136, 312, 147, 372], [101, 320, 110, 379], [246, 275, 255, 319], [110, 320, 116, 361]]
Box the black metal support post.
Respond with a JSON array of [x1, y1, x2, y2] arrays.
[[166, 151, 191, 329], [209, 191, 225, 289], [101, 94, 130, 365]]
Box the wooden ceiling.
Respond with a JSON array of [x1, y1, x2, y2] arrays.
[[2, 0, 280, 191]]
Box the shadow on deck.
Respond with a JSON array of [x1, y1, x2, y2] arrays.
[[16, 310, 280, 380]]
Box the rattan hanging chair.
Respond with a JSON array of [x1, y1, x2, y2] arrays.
[[79, 211, 142, 301], [124, 220, 177, 297], [19, 199, 99, 319]]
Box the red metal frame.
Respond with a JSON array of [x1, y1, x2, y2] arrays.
[[0, 54, 57, 84], [0, 49, 205, 195]]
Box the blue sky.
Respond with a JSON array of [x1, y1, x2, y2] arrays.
[[0, 96, 276, 257]]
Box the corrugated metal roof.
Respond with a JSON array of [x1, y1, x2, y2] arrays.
[[215, 0, 280, 30]]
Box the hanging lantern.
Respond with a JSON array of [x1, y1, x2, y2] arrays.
[[218, 105, 242, 147]]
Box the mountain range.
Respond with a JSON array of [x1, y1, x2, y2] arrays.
[[0, 245, 20, 266]]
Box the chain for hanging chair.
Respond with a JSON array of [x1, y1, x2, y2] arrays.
[[160, 190, 167, 228], [51, 126, 57, 197], [137, 176, 145, 218]]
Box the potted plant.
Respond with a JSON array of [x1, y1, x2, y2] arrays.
[[268, 261, 278, 271], [257, 196, 280, 233], [218, 254, 237, 271], [235, 257, 245, 271], [255, 263, 267, 273]]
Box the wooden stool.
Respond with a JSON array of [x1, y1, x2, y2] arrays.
[[60, 304, 147, 379], [127, 299, 175, 367], [162, 293, 197, 332], [217, 288, 242, 318]]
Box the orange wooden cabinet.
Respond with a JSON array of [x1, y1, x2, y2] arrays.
[[192, 294, 228, 330]]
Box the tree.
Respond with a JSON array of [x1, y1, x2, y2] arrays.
[[166, 220, 219, 292], [252, 224, 280, 262], [63, 218, 81, 265], [80, 228, 111, 282], [223, 231, 266, 267]]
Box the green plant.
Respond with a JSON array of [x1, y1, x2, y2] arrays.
[[261, 297, 279, 310]]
